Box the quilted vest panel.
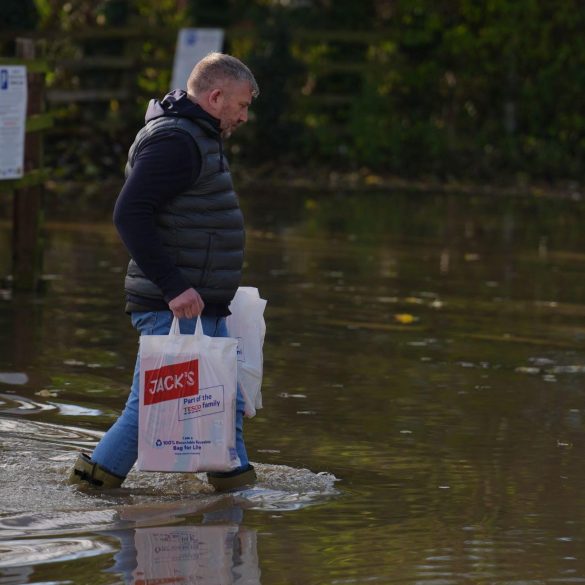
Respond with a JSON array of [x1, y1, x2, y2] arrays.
[[123, 116, 244, 305]]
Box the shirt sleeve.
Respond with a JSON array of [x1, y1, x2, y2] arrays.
[[113, 130, 202, 302]]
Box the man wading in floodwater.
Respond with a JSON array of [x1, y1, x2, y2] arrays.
[[67, 53, 259, 491]]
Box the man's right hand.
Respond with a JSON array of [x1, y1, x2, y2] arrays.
[[168, 288, 205, 319]]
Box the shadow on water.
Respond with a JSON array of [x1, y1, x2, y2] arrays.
[[3, 189, 585, 583]]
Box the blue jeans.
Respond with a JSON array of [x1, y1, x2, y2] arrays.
[[91, 311, 249, 478]]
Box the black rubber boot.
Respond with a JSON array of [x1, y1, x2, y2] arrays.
[[68, 452, 125, 489], [207, 464, 256, 492]]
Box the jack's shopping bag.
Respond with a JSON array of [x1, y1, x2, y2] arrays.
[[137, 317, 240, 473], [226, 287, 267, 418]]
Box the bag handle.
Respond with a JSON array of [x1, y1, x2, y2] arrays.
[[170, 316, 181, 335], [195, 314, 204, 338], [169, 315, 205, 337]]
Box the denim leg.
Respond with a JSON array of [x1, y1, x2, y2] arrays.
[[91, 311, 249, 478], [91, 311, 167, 477], [90, 356, 141, 477]]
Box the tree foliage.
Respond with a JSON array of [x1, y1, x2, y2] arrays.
[[343, 1, 585, 181], [5, 0, 584, 185]]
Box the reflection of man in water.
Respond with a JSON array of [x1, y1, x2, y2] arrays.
[[0, 70, 8, 90], [67, 53, 259, 491], [104, 506, 261, 585]]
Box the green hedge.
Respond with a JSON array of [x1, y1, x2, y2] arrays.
[[4, 0, 584, 185]]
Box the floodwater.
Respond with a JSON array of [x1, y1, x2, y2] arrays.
[[2, 189, 585, 584]]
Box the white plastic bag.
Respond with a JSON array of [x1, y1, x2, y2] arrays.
[[137, 317, 240, 473], [226, 287, 267, 418]]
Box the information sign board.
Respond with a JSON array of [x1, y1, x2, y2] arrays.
[[0, 66, 27, 180], [171, 28, 224, 91]]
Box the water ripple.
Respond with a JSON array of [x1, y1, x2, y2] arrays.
[[0, 536, 114, 568], [0, 393, 55, 415], [0, 417, 102, 446]]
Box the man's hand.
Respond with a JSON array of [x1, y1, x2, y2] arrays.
[[168, 288, 205, 319]]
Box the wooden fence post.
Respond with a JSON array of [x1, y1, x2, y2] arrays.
[[12, 38, 44, 291]]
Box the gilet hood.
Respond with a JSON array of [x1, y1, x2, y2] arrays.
[[145, 89, 221, 136]]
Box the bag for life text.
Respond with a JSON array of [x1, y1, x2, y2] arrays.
[[137, 317, 240, 473], [226, 286, 267, 418]]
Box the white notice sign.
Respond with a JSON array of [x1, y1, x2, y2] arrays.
[[0, 66, 27, 180], [171, 28, 224, 91]]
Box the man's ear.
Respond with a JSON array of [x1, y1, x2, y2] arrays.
[[208, 88, 223, 109]]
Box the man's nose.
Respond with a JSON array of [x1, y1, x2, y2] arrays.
[[240, 109, 248, 123]]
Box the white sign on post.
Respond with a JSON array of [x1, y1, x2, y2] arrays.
[[171, 28, 224, 91], [0, 66, 27, 180]]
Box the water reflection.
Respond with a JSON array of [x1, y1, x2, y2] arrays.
[[105, 507, 260, 585], [4, 191, 585, 582], [0, 502, 260, 585], [0, 373, 28, 385]]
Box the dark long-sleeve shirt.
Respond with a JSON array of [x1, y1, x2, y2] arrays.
[[114, 131, 201, 306]]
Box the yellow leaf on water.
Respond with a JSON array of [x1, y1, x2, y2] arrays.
[[394, 313, 416, 324]]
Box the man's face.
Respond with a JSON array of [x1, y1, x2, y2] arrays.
[[217, 80, 253, 139]]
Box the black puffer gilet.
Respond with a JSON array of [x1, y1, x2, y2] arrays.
[[123, 116, 244, 305]]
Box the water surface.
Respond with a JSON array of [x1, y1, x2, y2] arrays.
[[2, 190, 585, 584]]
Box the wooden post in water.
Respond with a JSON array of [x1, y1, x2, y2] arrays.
[[12, 38, 44, 291]]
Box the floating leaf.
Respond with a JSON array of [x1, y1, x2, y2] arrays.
[[394, 313, 416, 324]]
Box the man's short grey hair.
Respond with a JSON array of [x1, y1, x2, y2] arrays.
[[187, 52, 259, 98]]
